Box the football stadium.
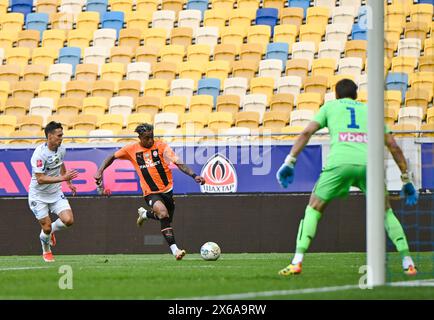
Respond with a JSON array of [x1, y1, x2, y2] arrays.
[[0, 0, 433, 304]]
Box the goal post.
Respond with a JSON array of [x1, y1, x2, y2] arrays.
[[367, 0, 385, 287]]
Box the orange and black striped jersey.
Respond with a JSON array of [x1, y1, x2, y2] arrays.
[[114, 140, 179, 196]]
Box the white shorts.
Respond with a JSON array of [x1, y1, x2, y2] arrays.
[[28, 194, 71, 221]]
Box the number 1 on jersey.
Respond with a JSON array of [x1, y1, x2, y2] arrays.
[[346, 107, 360, 129]]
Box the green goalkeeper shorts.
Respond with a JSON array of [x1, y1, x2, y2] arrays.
[[313, 164, 367, 202]]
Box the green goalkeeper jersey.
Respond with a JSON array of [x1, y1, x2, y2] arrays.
[[313, 98, 370, 168]]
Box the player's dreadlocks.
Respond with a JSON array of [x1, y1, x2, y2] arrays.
[[135, 123, 154, 135]]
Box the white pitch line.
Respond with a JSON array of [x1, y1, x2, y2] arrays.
[[388, 278, 434, 287], [0, 266, 51, 271]]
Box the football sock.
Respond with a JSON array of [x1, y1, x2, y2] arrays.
[[295, 206, 322, 254], [39, 230, 51, 254], [145, 210, 159, 220], [170, 244, 179, 255], [51, 219, 68, 232], [384, 208, 410, 258], [161, 218, 176, 246], [291, 253, 304, 265], [402, 256, 415, 270]]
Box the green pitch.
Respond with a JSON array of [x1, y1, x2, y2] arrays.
[[0, 253, 433, 299]]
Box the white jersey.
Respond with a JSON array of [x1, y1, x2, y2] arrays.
[[29, 143, 66, 202]]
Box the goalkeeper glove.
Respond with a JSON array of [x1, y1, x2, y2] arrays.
[[400, 172, 419, 206], [276, 154, 297, 188]]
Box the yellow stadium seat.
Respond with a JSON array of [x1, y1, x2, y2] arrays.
[[110, 0, 133, 11], [263, 0, 285, 10], [409, 72, 434, 100], [97, 114, 124, 132], [280, 7, 304, 28], [115, 129, 137, 143], [91, 80, 116, 100], [135, 46, 159, 67], [0, 13, 24, 34], [328, 74, 355, 92], [136, 96, 161, 118], [110, 46, 134, 66], [237, 0, 260, 9], [178, 61, 205, 84], [211, 0, 234, 11], [404, 21, 430, 43], [36, 0, 59, 14], [50, 12, 74, 31], [206, 60, 231, 83], [12, 80, 37, 101], [391, 56, 418, 74], [297, 92, 323, 112], [62, 129, 88, 144], [0, 30, 16, 48], [249, 77, 274, 103], [57, 97, 82, 116], [299, 24, 326, 52], [0, 0, 8, 13], [65, 81, 91, 101], [70, 114, 97, 133], [419, 56, 434, 72], [424, 38, 434, 56], [170, 27, 193, 48], [125, 10, 151, 30], [0, 80, 9, 106], [144, 79, 168, 97], [391, 123, 418, 138], [285, 59, 309, 83], [0, 65, 21, 84], [181, 112, 208, 130], [420, 123, 434, 137], [31, 47, 58, 66], [75, 64, 99, 82], [47, 114, 73, 129], [427, 107, 434, 124], [304, 75, 328, 96], [82, 96, 108, 116], [159, 44, 185, 64], [143, 28, 167, 49], [187, 44, 211, 64], [101, 62, 125, 82], [385, 106, 397, 127], [8, 130, 38, 144], [263, 110, 289, 129], [41, 29, 66, 50], [67, 29, 93, 49], [239, 43, 264, 61], [18, 115, 44, 133], [162, 0, 185, 16], [385, 3, 406, 26], [208, 111, 233, 130], [247, 25, 271, 49], [213, 44, 237, 64], [0, 115, 17, 133], [6, 47, 30, 67], [119, 28, 142, 49], [203, 8, 227, 29], [357, 91, 367, 104], [345, 40, 367, 64], [384, 90, 402, 119], [136, 0, 159, 12], [189, 95, 214, 114], [229, 8, 256, 28], [76, 11, 100, 32], [38, 81, 62, 102], [216, 95, 240, 115], [410, 3, 433, 24], [280, 125, 304, 139], [405, 88, 430, 117], [273, 25, 298, 51], [220, 26, 247, 53], [161, 96, 188, 117], [231, 59, 258, 82], [270, 93, 294, 113], [17, 30, 41, 49], [312, 58, 336, 77], [235, 111, 260, 129], [118, 80, 141, 102], [152, 61, 177, 81], [306, 6, 330, 26], [127, 113, 153, 131], [384, 39, 398, 60]]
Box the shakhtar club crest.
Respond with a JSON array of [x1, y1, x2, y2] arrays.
[[200, 154, 237, 193]]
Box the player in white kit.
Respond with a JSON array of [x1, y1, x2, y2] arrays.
[[28, 121, 78, 262]]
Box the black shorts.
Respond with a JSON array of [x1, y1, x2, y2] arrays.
[[145, 191, 175, 220]]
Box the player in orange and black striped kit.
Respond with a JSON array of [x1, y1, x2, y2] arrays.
[[94, 123, 205, 260]]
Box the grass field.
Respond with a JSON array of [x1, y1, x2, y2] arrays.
[[0, 253, 433, 300]]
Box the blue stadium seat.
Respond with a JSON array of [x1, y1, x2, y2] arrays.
[[86, 0, 108, 16], [59, 47, 81, 73], [198, 78, 221, 106], [10, 0, 33, 16], [287, 0, 310, 17], [25, 13, 49, 36], [386, 72, 409, 101], [266, 42, 289, 68], [351, 23, 367, 40], [186, 0, 209, 16], [255, 8, 278, 35], [101, 11, 124, 38], [416, 0, 433, 4]]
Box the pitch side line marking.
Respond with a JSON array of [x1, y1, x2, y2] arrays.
[[0, 266, 51, 271]]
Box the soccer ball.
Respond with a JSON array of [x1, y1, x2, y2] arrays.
[[200, 242, 221, 261]]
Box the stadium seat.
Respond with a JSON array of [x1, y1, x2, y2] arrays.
[[212, 0, 235, 11], [195, 26, 220, 48], [304, 75, 328, 96], [419, 55, 434, 72], [101, 62, 125, 82], [136, 0, 159, 12], [207, 111, 233, 130], [152, 10, 175, 32], [398, 107, 423, 130], [91, 80, 116, 100], [29, 97, 55, 125], [159, 45, 185, 64], [143, 28, 168, 49], [136, 96, 161, 118], [386, 72, 409, 101], [57, 97, 82, 116], [223, 77, 248, 97], [239, 44, 263, 62], [338, 57, 363, 79], [75, 64, 99, 82], [351, 23, 367, 40], [86, 0, 108, 15], [109, 96, 134, 124], [262, 110, 290, 130], [178, 10, 202, 32], [189, 95, 214, 114], [64, 81, 90, 102], [53, 13, 75, 29], [405, 88, 430, 116], [288, 0, 310, 17], [77, 11, 100, 32], [124, 10, 152, 30], [88, 129, 115, 143], [410, 72, 434, 100], [38, 81, 63, 103], [170, 78, 195, 98], [311, 58, 336, 77], [259, 59, 283, 80], [318, 41, 342, 67], [62, 129, 88, 144], [212, 44, 236, 65], [3, 97, 29, 117], [118, 80, 141, 102], [235, 111, 260, 129], [215, 95, 240, 117], [6, 47, 31, 67], [206, 61, 231, 83], [22, 65, 48, 85], [49, 63, 73, 88], [170, 27, 193, 48], [250, 77, 275, 102], [181, 112, 208, 130], [154, 112, 179, 130], [0, 65, 22, 84], [273, 25, 297, 52], [0, 81, 9, 106], [292, 42, 315, 69], [397, 38, 422, 58], [0, 12, 24, 34], [152, 61, 177, 81], [332, 6, 356, 25], [12, 81, 37, 101], [266, 43, 289, 68], [385, 90, 402, 119], [110, 0, 133, 12], [67, 29, 93, 50], [144, 79, 169, 97], [391, 56, 418, 74], [110, 46, 134, 66], [127, 113, 153, 131], [306, 6, 330, 26], [197, 78, 221, 105], [47, 114, 74, 129], [270, 93, 294, 113], [420, 123, 434, 138], [71, 114, 98, 132], [241, 93, 267, 122], [0, 31, 16, 48], [0, 115, 18, 134], [290, 109, 314, 127], [93, 29, 117, 48], [345, 40, 367, 64], [135, 46, 159, 67], [127, 62, 151, 88], [17, 114, 44, 133], [0, 0, 8, 13], [285, 59, 309, 83], [101, 11, 125, 38], [325, 23, 351, 46], [410, 3, 433, 24], [297, 92, 322, 112], [255, 8, 278, 35], [186, 0, 208, 15], [97, 114, 124, 132], [177, 61, 204, 85], [404, 21, 430, 43], [220, 26, 247, 53], [25, 13, 49, 35], [229, 8, 256, 29], [10, 0, 33, 16], [204, 8, 227, 29], [277, 75, 302, 104], [279, 7, 304, 29]]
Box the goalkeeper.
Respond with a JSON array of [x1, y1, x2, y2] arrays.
[[276, 79, 418, 276]]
